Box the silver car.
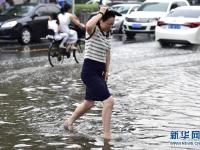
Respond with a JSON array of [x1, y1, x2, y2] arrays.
[[111, 3, 141, 34]]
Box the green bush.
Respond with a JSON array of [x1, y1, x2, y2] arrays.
[[75, 3, 99, 16]]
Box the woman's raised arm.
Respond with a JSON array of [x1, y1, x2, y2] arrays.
[[86, 6, 108, 35]]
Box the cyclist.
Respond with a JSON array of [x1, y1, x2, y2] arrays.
[[58, 3, 85, 50], [48, 13, 69, 49]]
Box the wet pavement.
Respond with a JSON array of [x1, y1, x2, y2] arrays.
[[0, 39, 49, 52], [0, 35, 200, 150]]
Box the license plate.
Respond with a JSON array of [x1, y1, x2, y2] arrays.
[[132, 24, 142, 28], [168, 24, 181, 29]]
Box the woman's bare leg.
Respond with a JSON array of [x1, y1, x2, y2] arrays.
[[102, 96, 114, 140], [64, 100, 94, 130]]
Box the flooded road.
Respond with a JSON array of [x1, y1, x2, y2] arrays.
[[0, 36, 200, 150]]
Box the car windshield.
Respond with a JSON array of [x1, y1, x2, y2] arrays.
[[116, 6, 131, 14], [138, 2, 169, 12], [110, 6, 121, 11], [1, 5, 34, 16], [111, 5, 131, 14], [167, 9, 200, 18], [129, 6, 140, 13]]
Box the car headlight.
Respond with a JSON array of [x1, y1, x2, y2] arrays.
[[125, 17, 129, 22], [1, 21, 17, 28]]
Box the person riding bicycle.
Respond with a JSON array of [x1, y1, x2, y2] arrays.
[[58, 3, 85, 50], [48, 13, 69, 49]]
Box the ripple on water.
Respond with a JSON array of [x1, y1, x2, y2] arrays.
[[14, 144, 32, 148], [72, 82, 82, 87], [64, 95, 70, 99], [40, 132, 61, 137], [18, 106, 34, 111], [0, 121, 15, 125], [64, 144, 82, 149], [22, 87, 36, 92], [61, 82, 68, 85], [0, 94, 8, 97], [36, 86, 50, 90], [30, 108, 41, 112], [19, 138, 31, 142], [51, 85, 63, 89], [26, 96, 32, 99], [47, 142, 66, 146], [30, 98, 39, 101]]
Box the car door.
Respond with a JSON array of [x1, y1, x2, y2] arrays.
[[30, 6, 49, 39]]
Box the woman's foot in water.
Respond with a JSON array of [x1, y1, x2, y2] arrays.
[[63, 119, 73, 131], [103, 132, 111, 140]]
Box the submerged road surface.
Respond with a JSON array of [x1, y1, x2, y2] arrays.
[[0, 36, 200, 149]]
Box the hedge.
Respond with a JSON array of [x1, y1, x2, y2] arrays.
[[75, 3, 99, 16]]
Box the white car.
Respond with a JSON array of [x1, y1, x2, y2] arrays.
[[156, 6, 200, 47], [111, 3, 141, 34], [86, 0, 111, 4], [123, 0, 190, 39]]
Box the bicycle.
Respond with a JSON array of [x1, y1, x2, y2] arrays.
[[47, 28, 85, 67]]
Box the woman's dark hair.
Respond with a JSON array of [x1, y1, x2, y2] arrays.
[[101, 10, 122, 22], [96, 10, 121, 38], [51, 13, 60, 25], [60, 3, 72, 14]]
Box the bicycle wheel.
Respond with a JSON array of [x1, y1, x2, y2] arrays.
[[73, 40, 85, 63], [48, 43, 64, 67]]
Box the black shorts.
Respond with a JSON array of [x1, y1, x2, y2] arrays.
[[81, 59, 111, 101]]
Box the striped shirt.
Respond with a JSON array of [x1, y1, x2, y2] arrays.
[[84, 26, 111, 63]]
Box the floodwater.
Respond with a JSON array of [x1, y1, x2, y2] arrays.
[[0, 36, 200, 150]]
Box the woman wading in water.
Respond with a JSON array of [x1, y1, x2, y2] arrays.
[[64, 6, 121, 140]]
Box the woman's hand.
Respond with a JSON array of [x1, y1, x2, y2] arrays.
[[86, 6, 108, 35], [80, 23, 85, 30], [103, 71, 109, 81], [99, 6, 108, 15]]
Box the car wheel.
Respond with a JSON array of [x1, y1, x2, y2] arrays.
[[159, 41, 174, 48], [18, 28, 31, 45]]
